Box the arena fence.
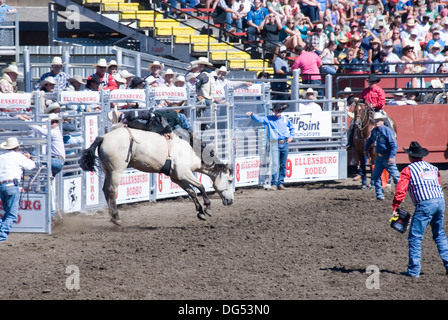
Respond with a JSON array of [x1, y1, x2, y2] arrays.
[[0, 74, 347, 234]]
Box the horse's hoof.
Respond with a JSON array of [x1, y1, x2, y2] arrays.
[[110, 217, 122, 226], [197, 213, 207, 221], [204, 208, 212, 217]]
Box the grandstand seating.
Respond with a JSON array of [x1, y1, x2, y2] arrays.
[[90, 0, 271, 72]]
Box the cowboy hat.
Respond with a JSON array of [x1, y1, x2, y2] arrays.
[[112, 73, 126, 84], [406, 18, 416, 26], [393, 88, 404, 96], [39, 76, 56, 87], [162, 68, 177, 78], [93, 58, 108, 68], [48, 113, 62, 122], [108, 60, 119, 68], [367, 73, 380, 83], [51, 56, 64, 66], [0, 137, 22, 150], [373, 112, 387, 120], [148, 61, 165, 70], [129, 76, 145, 88], [186, 72, 199, 81], [403, 141, 429, 158], [145, 75, 157, 85], [217, 66, 230, 75], [270, 103, 289, 111], [2, 64, 23, 76], [304, 87, 318, 96], [339, 36, 348, 43], [120, 70, 135, 78], [44, 102, 65, 114], [174, 75, 186, 84], [68, 75, 86, 85], [194, 57, 213, 66]]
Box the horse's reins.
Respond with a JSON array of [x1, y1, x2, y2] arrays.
[[354, 105, 374, 140]]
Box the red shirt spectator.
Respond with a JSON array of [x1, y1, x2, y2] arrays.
[[88, 59, 118, 91]]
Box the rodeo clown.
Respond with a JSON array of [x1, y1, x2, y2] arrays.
[[392, 141, 448, 278]]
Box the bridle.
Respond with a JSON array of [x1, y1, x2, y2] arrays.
[[354, 103, 375, 140]]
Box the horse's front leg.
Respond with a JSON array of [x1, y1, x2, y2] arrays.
[[172, 179, 207, 220], [360, 153, 368, 190]]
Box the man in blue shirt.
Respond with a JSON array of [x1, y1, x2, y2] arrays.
[[0, 0, 16, 23], [246, 0, 269, 41], [247, 103, 295, 190], [364, 112, 400, 200]]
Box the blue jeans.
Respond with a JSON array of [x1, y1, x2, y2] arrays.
[[0, 183, 20, 242], [51, 157, 65, 177], [371, 154, 400, 199], [225, 12, 243, 32], [271, 141, 289, 187], [408, 198, 448, 277]]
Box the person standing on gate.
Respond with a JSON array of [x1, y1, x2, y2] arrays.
[[246, 103, 295, 191], [0, 137, 36, 243], [392, 141, 448, 278], [364, 112, 400, 201]]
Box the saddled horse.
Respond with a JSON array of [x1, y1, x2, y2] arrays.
[[352, 102, 397, 189], [79, 126, 234, 225]]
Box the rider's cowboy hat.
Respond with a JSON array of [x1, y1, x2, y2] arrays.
[[373, 112, 387, 120], [2, 64, 23, 76], [270, 103, 289, 111], [403, 141, 429, 158], [366, 73, 380, 83], [0, 137, 22, 150]]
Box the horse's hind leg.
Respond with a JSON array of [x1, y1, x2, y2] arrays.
[[103, 168, 122, 226]]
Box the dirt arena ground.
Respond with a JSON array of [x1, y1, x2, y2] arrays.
[[2, 168, 448, 301]]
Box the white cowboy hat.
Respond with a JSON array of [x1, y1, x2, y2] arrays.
[[112, 73, 126, 84], [51, 56, 64, 66], [217, 66, 229, 75], [186, 72, 199, 81], [148, 60, 165, 70], [68, 75, 86, 85], [108, 60, 119, 68], [174, 75, 186, 84], [2, 64, 23, 76], [120, 70, 135, 78], [49, 113, 62, 122], [93, 58, 108, 68], [343, 87, 352, 92], [0, 137, 22, 150], [304, 87, 318, 95], [145, 75, 157, 85], [373, 112, 387, 120], [39, 76, 56, 87], [194, 57, 213, 66], [44, 102, 65, 114], [187, 61, 200, 70], [393, 88, 405, 96], [162, 68, 176, 78]]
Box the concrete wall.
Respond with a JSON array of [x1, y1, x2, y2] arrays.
[[9, 0, 51, 7]]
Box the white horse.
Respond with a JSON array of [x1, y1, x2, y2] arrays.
[[80, 127, 234, 225]]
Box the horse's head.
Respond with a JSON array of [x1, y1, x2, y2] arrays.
[[211, 163, 234, 206], [354, 102, 375, 129]]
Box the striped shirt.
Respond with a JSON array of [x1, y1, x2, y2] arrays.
[[392, 160, 443, 210]]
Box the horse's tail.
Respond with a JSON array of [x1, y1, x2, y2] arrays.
[[79, 136, 104, 172]]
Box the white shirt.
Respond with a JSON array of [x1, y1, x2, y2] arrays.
[[0, 151, 36, 182], [28, 123, 66, 160], [299, 102, 322, 112]]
